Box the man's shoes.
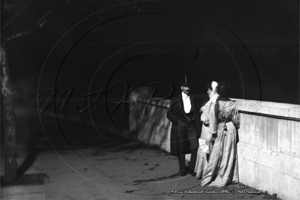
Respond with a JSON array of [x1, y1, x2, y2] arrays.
[[189, 170, 196, 176], [179, 169, 188, 176]]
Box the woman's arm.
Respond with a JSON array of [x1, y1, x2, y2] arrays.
[[232, 103, 240, 129], [208, 102, 218, 135]]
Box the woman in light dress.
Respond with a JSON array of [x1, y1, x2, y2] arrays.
[[201, 82, 240, 187], [194, 81, 219, 179]]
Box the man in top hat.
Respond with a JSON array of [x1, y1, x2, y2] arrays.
[[166, 75, 207, 176]]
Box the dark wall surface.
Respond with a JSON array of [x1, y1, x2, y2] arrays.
[[2, 0, 299, 107]]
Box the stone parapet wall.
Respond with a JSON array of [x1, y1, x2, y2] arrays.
[[234, 99, 300, 200], [129, 96, 300, 200]]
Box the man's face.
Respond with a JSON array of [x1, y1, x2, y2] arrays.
[[181, 86, 190, 95]]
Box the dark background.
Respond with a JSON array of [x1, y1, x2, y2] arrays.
[[2, 0, 299, 129]]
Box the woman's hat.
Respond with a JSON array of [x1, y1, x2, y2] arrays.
[[211, 81, 218, 90], [217, 82, 230, 97]]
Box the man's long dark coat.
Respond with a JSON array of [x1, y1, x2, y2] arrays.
[[167, 94, 207, 155]]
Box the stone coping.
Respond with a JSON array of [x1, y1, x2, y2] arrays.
[[233, 98, 300, 119], [136, 97, 300, 119]]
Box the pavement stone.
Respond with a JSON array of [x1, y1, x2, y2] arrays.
[[0, 108, 276, 200]]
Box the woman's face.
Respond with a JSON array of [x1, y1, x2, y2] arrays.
[[207, 88, 212, 96]]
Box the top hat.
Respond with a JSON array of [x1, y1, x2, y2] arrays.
[[180, 75, 190, 87]]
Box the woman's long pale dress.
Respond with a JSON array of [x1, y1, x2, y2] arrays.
[[201, 99, 240, 187], [194, 99, 215, 179]]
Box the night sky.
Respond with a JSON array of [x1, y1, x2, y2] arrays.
[[3, 0, 299, 107]]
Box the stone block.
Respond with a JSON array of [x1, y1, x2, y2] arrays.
[[291, 121, 300, 158], [237, 142, 300, 200], [237, 154, 256, 186], [278, 120, 293, 156], [288, 107, 300, 118], [150, 130, 162, 145]]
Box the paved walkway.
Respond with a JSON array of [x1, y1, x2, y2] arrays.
[[1, 108, 274, 200]]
